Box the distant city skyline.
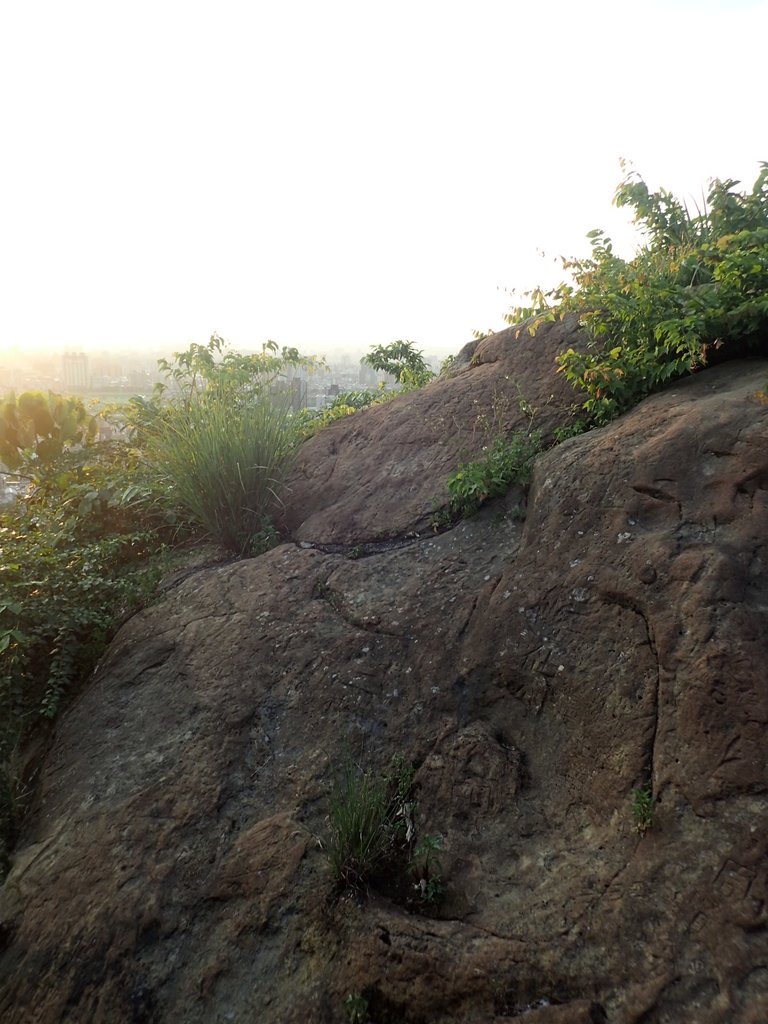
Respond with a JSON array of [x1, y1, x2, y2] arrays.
[[0, 336, 459, 362], [0, 340, 432, 406], [0, 339, 450, 369]]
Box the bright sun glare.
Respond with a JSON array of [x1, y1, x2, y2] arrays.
[[1, 0, 766, 360]]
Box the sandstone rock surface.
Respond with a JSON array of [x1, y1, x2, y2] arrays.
[[280, 316, 586, 544], [1, 339, 767, 1023]]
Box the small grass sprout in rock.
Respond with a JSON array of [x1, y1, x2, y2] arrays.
[[632, 781, 655, 835], [344, 992, 369, 1024], [410, 834, 445, 906]]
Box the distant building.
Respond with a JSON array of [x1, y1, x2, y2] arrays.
[[0, 358, 15, 393], [289, 377, 307, 412], [128, 369, 153, 393], [358, 361, 380, 388], [270, 377, 307, 414], [62, 352, 89, 391], [358, 361, 395, 389]]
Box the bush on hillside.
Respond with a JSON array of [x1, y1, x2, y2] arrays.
[[144, 387, 297, 556], [508, 163, 768, 424], [0, 336, 326, 869], [0, 411, 172, 872], [362, 340, 435, 390]]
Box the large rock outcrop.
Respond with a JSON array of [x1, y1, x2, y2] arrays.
[[280, 317, 587, 544], [1, 328, 767, 1023]]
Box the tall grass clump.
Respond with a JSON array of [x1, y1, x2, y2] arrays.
[[327, 760, 393, 888], [146, 389, 299, 556], [326, 756, 415, 890], [136, 335, 324, 555]]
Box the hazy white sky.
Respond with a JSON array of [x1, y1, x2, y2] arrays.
[[1, 0, 766, 358]]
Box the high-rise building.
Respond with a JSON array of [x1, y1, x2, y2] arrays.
[[62, 352, 89, 391]]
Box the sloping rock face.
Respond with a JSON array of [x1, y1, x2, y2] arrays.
[[1, 347, 767, 1023], [280, 316, 587, 544]]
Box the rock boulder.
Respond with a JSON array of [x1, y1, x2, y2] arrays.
[[1, 342, 767, 1023]]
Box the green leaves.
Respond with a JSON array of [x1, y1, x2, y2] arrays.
[[447, 431, 543, 520], [361, 340, 435, 389], [156, 334, 325, 409], [0, 420, 173, 872], [0, 391, 96, 473], [544, 166, 768, 424], [0, 629, 27, 654]]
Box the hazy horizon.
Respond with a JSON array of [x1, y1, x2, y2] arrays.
[[0, 337, 455, 365], [2, 0, 766, 360]]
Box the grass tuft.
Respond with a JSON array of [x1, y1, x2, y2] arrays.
[[326, 756, 414, 889], [145, 390, 298, 555]]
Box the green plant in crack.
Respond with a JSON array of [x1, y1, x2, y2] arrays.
[[312, 579, 342, 612], [410, 834, 445, 905], [447, 429, 542, 520], [429, 505, 454, 532], [632, 781, 655, 835], [326, 756, 414, 889], [344, 992, 369, 1024], [552, 420, 588, 444]]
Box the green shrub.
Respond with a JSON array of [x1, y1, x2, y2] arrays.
[[331, 389, 384, 411], [155, 334, 323, 405], [439, 353, 457, 375], [552, 420, 588, 444], [410, 834, 445, 905], [446, 430, 543, 519], [0, 416, 173, 874], [508, 164, 768, 424], [325, 756, 448, 911], [139, 335, 326, 555], [361, 340, 435, 390], [344, 993, 369, 1024], [0, 390, 96, 471], [297, 386, 391, 438]]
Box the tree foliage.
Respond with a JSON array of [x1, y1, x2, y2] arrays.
[[0, 391, 96, 472], [362, 340, 435, 389], [155, 333, 323, 407]]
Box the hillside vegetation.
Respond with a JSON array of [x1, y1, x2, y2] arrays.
[[509, 162, 768, 423]]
